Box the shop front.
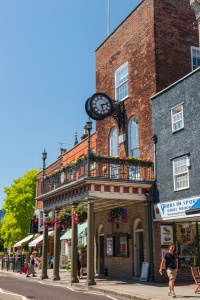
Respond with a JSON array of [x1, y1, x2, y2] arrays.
[[154, 196, 200, 282]]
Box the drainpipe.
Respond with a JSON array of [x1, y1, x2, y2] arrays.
[[190, 0, 200, 45]]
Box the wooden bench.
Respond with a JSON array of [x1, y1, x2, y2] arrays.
[[191, 267, 200, 293]]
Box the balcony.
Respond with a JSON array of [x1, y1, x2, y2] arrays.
[[42, 155, 154, 194]]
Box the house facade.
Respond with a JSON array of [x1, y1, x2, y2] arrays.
[[35, 0, 199, 283], [152, 68, 200, 282]]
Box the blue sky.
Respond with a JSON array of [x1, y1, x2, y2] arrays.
[[0, 0, 140, 209]]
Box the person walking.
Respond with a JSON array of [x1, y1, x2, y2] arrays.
[[159, 243, 178, 298], [26, 253, 36, 277], [77, 253, 81, 279]]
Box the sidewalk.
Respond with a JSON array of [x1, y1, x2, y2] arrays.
[[0, 267, 199, 300]]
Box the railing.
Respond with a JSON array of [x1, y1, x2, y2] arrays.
[[42, 156, 154, 194], [1, 255, 25, 273]]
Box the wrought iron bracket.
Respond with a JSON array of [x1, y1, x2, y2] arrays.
[[112, 101, 126, 130]]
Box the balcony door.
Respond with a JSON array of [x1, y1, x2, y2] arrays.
[[128, 116, 140, 179], [109, 127, 118, 178]]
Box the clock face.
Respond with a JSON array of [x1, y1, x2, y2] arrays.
[[87, 93, 113, 119], [85, 98, 102, 120]]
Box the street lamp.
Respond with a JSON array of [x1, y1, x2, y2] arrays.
[[42, 149, 47, 194], [86, 118, 92, 177]]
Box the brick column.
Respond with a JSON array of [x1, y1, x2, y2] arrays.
[[85, 197, 96, 288], [40, 211, 49, 280], [52, 209, 60, 281]]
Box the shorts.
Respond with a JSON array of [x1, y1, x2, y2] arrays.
[[167, 268, 177, 280]]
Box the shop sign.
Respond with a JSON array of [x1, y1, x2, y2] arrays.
[[154, 196, 200, 220], [160, 225, 173, 245]]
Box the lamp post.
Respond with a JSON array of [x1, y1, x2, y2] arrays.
[[86, 118, 92, 177], [145, 189, 154, 281], [42, 149, 47, 194]]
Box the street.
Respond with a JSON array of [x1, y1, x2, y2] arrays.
[[0, 273, 126, 300]]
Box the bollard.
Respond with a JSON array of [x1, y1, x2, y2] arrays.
[[105, 267, 108, 277]]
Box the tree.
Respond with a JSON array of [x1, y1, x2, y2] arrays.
[[0, 169, 38, 247]]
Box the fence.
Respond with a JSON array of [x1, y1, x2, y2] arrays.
[[1, 255, 25, 273]]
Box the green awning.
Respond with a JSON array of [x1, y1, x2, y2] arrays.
[[60, 222, 87, 240]]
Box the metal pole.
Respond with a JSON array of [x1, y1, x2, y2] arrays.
[[107, 0, 110, 36], [87, 130, 91, 177], [69, 204, 79, 284], [40, 211, 49, 280], [52, 209, 60, 281], [85, 198, 96, 287]]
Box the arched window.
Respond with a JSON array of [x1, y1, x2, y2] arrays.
[[109, 127, 118, 178], [109, 127, 118, 156], [128, 116, 139, 158]]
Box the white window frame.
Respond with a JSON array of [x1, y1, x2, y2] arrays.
[[191, 46, 200, 71], [171, 104, 184, 132], [128, 116, 140, 179], [109, 127, 118, 178], [173, 156, 189, 191], [115, 61, 128, 101], [128, 116, 139, 158]]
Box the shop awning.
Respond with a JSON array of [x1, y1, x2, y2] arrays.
[[185, 199, 200, 215], [13, 234, 34, 248], [28, 231, 53, 247], [60, 222, 87, 241]]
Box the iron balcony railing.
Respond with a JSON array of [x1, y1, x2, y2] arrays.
[[42, 155, 154, 194]]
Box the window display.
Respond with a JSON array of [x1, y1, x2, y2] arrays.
[[175, 222, 198, 268], [106, 235, 128, 257]]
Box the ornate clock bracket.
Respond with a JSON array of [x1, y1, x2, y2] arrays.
[[112, 100, 126, 130]]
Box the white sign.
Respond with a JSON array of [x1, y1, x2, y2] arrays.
[[154, 196, 200, 220], [140, 262, 149, 282], [160, 225, 173, 245]]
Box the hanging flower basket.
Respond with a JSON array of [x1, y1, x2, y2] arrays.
[[44, 210, 72, 229], [72, 205, 87, 225], [43, 216, 55, 228], [60, 211, 71, 229], [108, 207, 128, 223]]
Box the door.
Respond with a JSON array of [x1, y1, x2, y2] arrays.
[[134, 218, 144, 277], [99, 235, 104, 274]]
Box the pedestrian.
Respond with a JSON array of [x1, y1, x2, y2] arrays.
[[80, 245, 87, 278], [26, 252, 36, 277], [77, 253, 81, 279], [159, 243, 178, 298]]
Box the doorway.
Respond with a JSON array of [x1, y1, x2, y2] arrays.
[[97, 224, 104, 274], [133, 218, 144, 277]]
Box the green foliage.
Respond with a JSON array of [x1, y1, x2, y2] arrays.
[[66, 262, 71, 270], [78, 243, 84, 253], [0, 169, 38, 247]]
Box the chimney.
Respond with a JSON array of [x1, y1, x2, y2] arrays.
[[190, 0, 200, 46], [81, 124, 88, 140]]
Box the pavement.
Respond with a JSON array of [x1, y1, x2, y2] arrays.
[[0, 266, 199, 300]]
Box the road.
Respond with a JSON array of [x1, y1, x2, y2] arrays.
[[0, 273, 126, 300]]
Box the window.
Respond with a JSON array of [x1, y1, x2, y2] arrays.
[[128, 116, 139, 158], [109, 127, 118, 178], [171, 105, 184, 132], [191, 46, 200, 71], [128, 116, 140, 179], [106, 235, 128, 257], [173, 156, 189, 191], [115, 62, 128, 101]]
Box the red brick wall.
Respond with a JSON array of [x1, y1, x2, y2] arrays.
[[95, 0, 198, 160], [154, 0, 199, 91], [95, 202, 147, 277]]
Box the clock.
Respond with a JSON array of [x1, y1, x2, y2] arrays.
[[85, 93, 113, 120]]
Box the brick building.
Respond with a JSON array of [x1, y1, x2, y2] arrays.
[[94, 0, 198, 280], [35, 0, 198, 283]]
